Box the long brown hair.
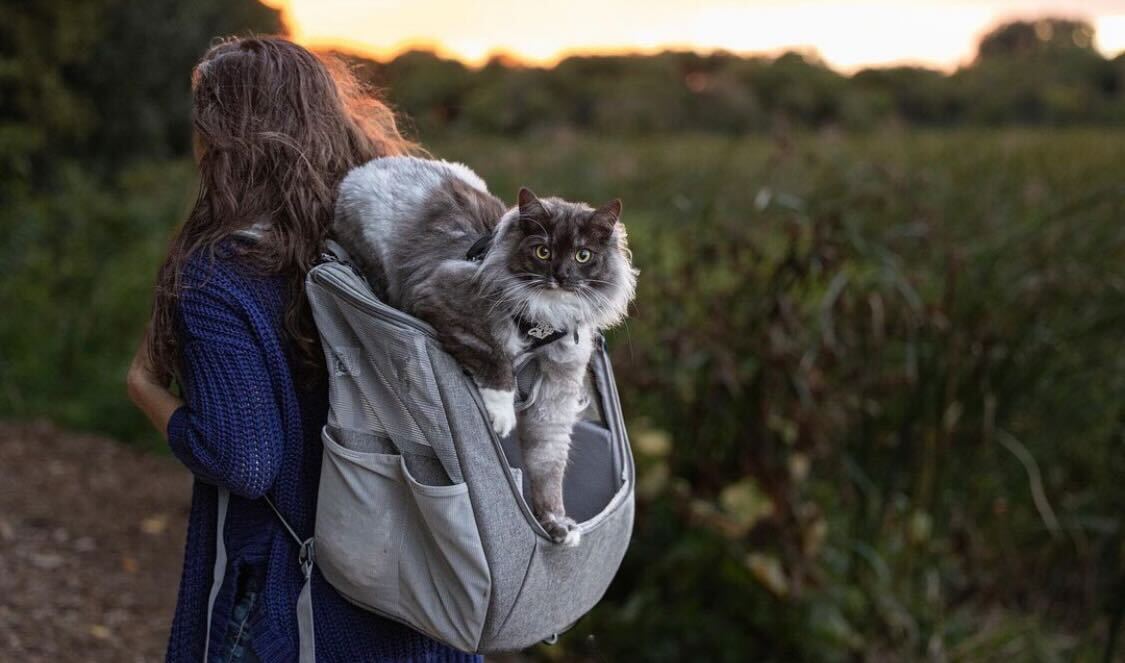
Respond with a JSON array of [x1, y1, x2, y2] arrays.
[[147, 36, 416, 382]]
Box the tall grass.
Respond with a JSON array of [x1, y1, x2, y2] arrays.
[[2, 130, 1121, 659], [435, 129, 1125, 660]]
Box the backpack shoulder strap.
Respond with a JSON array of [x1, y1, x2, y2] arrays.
[[262, 495, 317, 663], [202, 488, 231, 662]]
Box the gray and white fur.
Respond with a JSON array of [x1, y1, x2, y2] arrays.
[[333, 156, 636, 545]]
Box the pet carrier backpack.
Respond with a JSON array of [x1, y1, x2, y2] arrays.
[[265, 240, 635, 658]]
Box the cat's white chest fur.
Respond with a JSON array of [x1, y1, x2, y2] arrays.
[[536, 325, 594, 363], [479, 323, 593, 436]]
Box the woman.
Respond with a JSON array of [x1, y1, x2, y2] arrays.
[[126, 37, 481, 663]]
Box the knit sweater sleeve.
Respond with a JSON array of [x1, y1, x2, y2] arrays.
[[166, 265, 284, 499]]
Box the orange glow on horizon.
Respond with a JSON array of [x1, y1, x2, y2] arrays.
[[263, 0, 1125, 72]]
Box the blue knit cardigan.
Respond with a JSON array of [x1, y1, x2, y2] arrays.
[[165, 242, 481, 663]]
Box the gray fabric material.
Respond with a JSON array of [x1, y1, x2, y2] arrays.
[[512, 354, 542, 412], [305, 257, 636, 653], [297, 572, 315, 663], [330, 425, 451, 486], [315, 427, 491, 652], [308, 263, 462, 483], [591, 346, 633, 484], [483, 490, 634, 652], [323, 238, 352, 264], [425, 348, 538, 645], [203, 487, 230, 662], [331, 426, 436, 459], [580, 368, 608, 424], [500, 420, 619, 523], [433, 341, 635, 652]]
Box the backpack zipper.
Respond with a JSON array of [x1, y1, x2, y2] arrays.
[[308, 261, 633, 540], [310, 262, 436, 336]]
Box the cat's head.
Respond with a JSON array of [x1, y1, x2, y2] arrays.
[[485, 187, 637, 331]]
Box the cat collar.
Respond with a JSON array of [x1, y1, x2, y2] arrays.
[[466, 231, 495, 263], [514, 314, 578, 349]]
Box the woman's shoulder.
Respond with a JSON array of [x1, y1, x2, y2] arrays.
[[177, 238, 287, 337], [181, 237, 281, 296]]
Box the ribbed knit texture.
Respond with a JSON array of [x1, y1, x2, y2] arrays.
[[165, 241, 482, 663]]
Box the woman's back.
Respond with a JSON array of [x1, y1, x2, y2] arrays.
[[125, 36, 482, 662], [165, 241, 479, 661]]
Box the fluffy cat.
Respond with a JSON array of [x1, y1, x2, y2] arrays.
[[333, 156, 636, 545]]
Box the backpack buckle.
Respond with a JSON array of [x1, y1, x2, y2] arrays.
[[299, 538, 316, 579]]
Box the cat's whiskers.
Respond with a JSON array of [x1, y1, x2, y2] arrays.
[[482, 276, 523, 298], [578, 282, 630, 331], [569, 288, 594, 322], [574, 282, 607, 311], [494, 275, 551, 319], [580, 283, 635, 355], [582, 288, 610, 321], [488, 281, 533, 316]]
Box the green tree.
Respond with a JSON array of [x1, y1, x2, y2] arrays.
[[976, 18, 1096, 60], [375, 50, 473, 133], [0, 0, 286, 438]]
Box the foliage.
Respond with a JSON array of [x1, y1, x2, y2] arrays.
[[345, 18, 1125, 137], [2, 3, 1123, 659], [977, 18, 1096, 60], [0, 0, 282, 441], [432, 131, 1124, 661], [0, 161, 196, 445], [0, 0, 283, 187]]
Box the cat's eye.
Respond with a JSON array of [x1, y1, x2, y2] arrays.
[[534, 245, 551, 260], [575, 249, 592, 263]]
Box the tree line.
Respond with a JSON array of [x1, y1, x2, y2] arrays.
[[347, 18, 1125, 136], [4, 6, 1120, 196]]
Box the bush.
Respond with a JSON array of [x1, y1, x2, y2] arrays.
[[2, 129, 1120, 659], [433, 130, 1124, 660], [0, 159, 194, 445]]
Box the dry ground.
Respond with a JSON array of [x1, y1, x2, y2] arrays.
[[0, 421, 190, 662], [0, 422, 531, 663]]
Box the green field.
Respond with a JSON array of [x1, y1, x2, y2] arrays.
[[3, 130, 1123, 659]]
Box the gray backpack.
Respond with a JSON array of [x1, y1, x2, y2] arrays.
[[282, 242, 635, 657]]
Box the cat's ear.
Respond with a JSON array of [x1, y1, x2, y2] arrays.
[[589, 198, 622, 239], [593, 198, 622, 223], [518, 187, 547, 220]]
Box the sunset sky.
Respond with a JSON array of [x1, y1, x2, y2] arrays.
[[264, 0, 1125, 72]]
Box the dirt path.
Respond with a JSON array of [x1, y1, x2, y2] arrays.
[[0, 421, 190, 662], [0, 422, 534, 663]]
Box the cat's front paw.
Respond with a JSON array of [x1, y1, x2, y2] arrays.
[[540, 513, 582, 547], [478, 387, 517, 437]]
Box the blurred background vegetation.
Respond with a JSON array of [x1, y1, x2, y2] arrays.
[[2, 1, 1124, 660]]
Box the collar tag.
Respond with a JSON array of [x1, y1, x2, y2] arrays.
[[516, 315, 569, 348], [527, 323, 557, 340]]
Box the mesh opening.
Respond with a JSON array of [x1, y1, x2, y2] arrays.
[[502, 358, 622, 524], [515, 359, 605, 424]]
